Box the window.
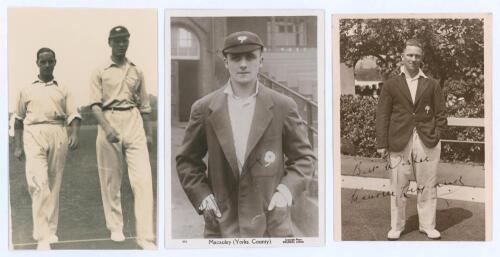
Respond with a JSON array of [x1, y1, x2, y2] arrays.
[[267, 17, 307, 47], [171, 26, 200, 60]]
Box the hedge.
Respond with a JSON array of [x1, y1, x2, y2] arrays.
[[340, 95, 484, 163]]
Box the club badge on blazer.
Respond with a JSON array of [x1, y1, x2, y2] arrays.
[[264, 151, 276, 167], [425, 105, 431, 114]]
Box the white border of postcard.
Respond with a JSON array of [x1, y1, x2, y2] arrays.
[[332, 13, 492, 241], [165, 9, 325, 248]]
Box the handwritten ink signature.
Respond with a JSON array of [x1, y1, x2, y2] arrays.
[[384, 155, 431, 170], [350, 155, 432, 176], [352, 161, 379, 176], [350, 176, 466, 204]]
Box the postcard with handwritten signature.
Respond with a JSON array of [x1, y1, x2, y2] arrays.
[[333, 13, 492, 241]]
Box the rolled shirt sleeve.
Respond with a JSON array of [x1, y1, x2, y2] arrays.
[[89, 69, 103, 109], [64, 86, 82, 125], [14, 88, 27, 121], [137, 69, 152, 114]]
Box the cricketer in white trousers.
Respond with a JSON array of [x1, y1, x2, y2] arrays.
[[15, 79, 81, 242], [389, 129, 440, 232], [96, 107, 154, 241], [24, 124, 68, 241]]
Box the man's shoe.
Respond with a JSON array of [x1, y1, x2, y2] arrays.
[[110, 231, 126, 242], [36, 240, 51, 250], [387, 229, 403, 240], [419, 228, 441, 240], [137, 239, 156, 250], [48, 234, 59, 244]]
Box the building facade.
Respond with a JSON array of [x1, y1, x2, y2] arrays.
[[171, 16, 317, 122]]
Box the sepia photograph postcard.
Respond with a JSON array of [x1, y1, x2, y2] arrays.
[[7, 8, 159, 250], [333, 13, 492, 241], [166, 9, 325, 248]]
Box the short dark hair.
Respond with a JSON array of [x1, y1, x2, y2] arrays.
[[36, 47, 56, 61]]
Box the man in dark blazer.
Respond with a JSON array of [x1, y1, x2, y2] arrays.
[[376, 39, 447, 240], [176, 31, 316, 238]]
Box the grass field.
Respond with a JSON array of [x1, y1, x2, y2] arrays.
[[9, 123, 158, 249]]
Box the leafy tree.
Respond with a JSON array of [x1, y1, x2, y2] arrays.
[[339, 19, 484, 117]]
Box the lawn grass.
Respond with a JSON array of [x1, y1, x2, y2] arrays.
[[9, 123, 158, 249]]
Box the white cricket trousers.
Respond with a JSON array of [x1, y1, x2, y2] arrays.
[[23, 124, 68, 241], [389, 130, 441, 231], [96, 108, 154, 241]]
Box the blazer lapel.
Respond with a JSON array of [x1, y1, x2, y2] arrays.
[[207, 88, 240, 179], [243, 86, 274, 172], [414, 77, 429, 107], [395, 75, 413, 106]]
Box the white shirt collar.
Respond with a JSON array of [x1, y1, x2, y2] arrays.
[[105, 57, 135, 69], [400, 65, 427, 79], [223, 80, 260, 100], [33, 78, 58, 86]]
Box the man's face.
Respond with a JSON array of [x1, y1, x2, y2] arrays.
[[224, 49, 263, 85], [402, 45, 423, 74], [109, 36, 129, 57], [36, 51, 56, 77]]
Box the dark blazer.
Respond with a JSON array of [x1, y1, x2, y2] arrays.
[[376, 72, 447, 152], [176, 83, 315, 238]]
